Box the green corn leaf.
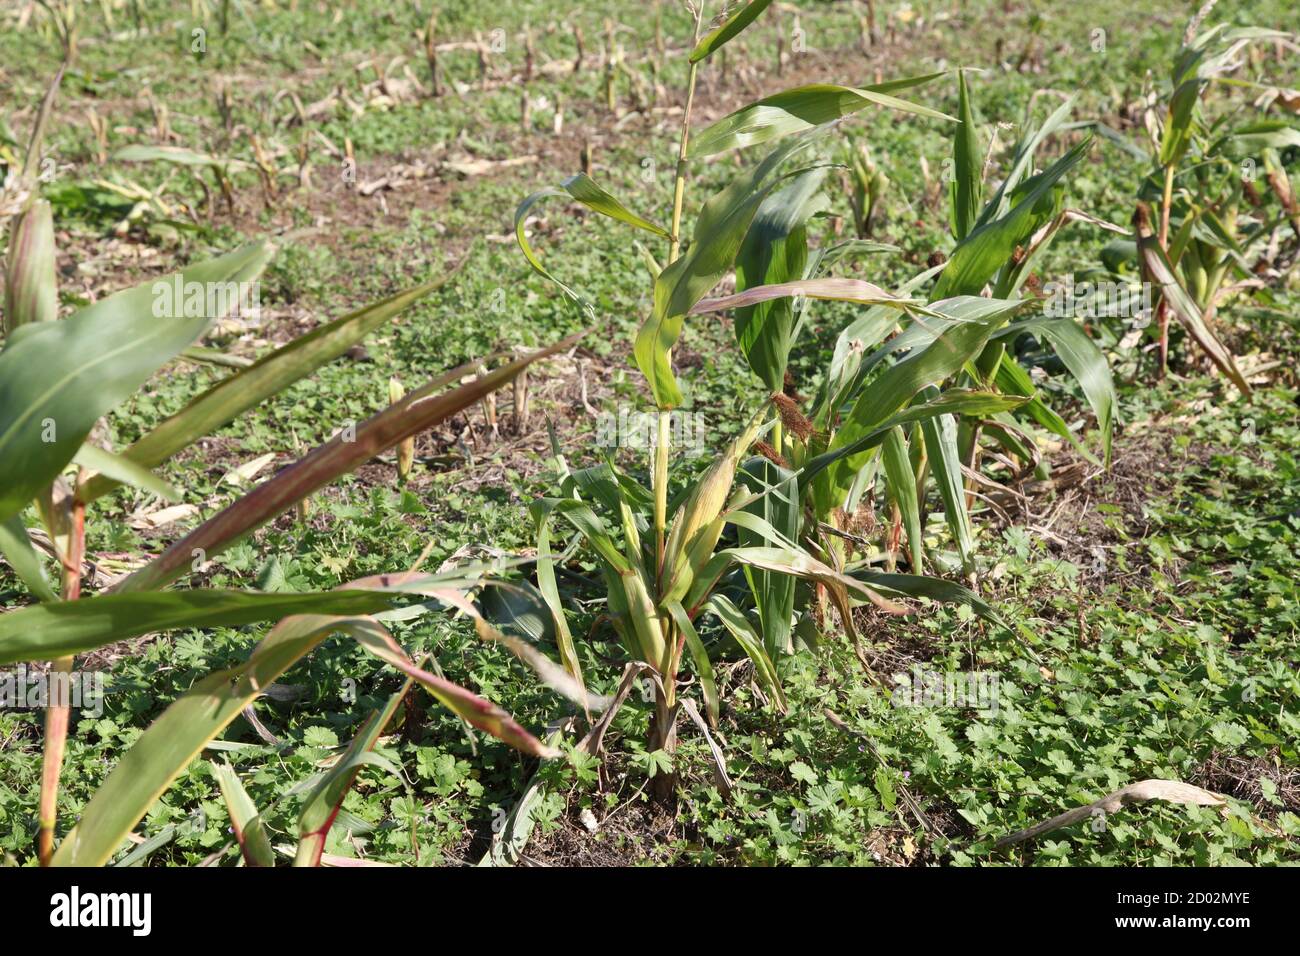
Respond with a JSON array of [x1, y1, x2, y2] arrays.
[[665, 600, 719, 727], [823, 296, 1022, 496], [994, 209, 1127, 298], [0, 240, 275, 524], [115, 143, 250, 169], [982, 415, 1039, 466], [1191, 210, 1249, 271], [620, 565, 669, 671], [846, 567, 1005, 628], [737, 457, 800, 655], [0, 588, 399, 664], [661, 420, 764, 604], [882, 426, 923, 573], [733, 167, 827, 391], [19, 65, 65, 183], [997, 316, 1116, 465], [532, 508, 586, 699], [993, 352, 1094, 461], [0, 514, 57, 602], [919, 409, 975, 577], [702, 594, 787, 713], [1224, 119, 1300, 153], [950, 70, 983, 241], [689, 0, 776, 62], [975, 96, 1077, 228], [725, 509, 800, 550], [885, 388, 1028, 425], [933, 138, 1091, 299], [535, 497, 631, 573], [514, 187, 599, 322], [849, 293, 1026, 393], [820, 263, 947, 418], [802, 389, 1028, 486], [513, 173, 669, 324], [1159, 79, 1201, 168], [723, 545, 908, 636], [680, 549, 731, 616], [566, 460, 641, 518], [476, 581, 552, 643], [211, 762, 276, 867], [637, 137, 810, 408], [561, 172, 671, 238], [296, 692, 404, 866], [79, 265, 463, 504], [4, 199, 58, 333], [691, 75, 953, 156], [1184, 27, 1288, 81], [72, 444, 179, 503]]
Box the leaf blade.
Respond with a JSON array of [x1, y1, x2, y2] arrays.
[[0, 241, 274, 524], [689, 0, 776, 62], [691, 77, 954, 156]]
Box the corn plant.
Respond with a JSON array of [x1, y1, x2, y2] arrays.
[[755, 292, 1032, 571], [511, 1, 1021, 791], [793, 75, 1121, 579], [930, 72, 1119, 470], [0, 75, 582, 866], [694, 69, 1118, 607], [1125, 22, 1296, 388], [3, 61, 64, 335], [895, 73, 1119, 583], [845, 139, 888, 239]]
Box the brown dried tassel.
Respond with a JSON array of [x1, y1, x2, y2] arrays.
[[771, 392, 814, 442]]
